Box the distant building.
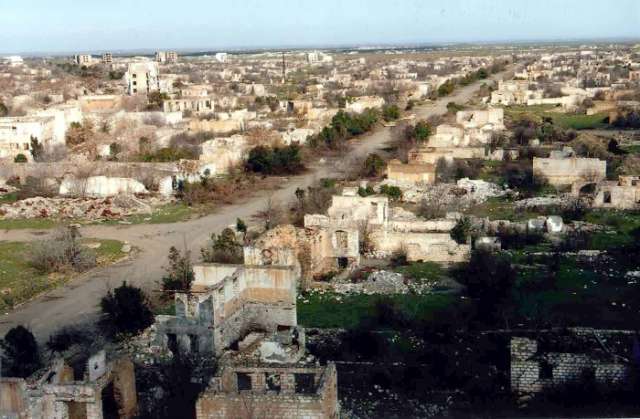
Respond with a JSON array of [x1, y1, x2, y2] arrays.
[[156, 51, 178, 63], [74, 54, 94, 66], [2, 55, 23, 67], [125, 62, 160, 95], [102, 52, 113, 64], [215, 52, 228, 63]]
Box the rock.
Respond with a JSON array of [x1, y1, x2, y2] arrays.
[[546, 216, 564, 233], [475, 236, 501, 251], [527, 217, 546, 232], [85, 242, 102, 249], [121, 243, 132, 253]]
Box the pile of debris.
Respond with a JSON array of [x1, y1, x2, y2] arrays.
[[380, 178, 506, 206], [334, 270, 439, 295], [0, 194, 169, 220]]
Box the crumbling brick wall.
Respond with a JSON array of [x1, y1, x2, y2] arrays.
[[195, 363, 338, 419], [511, 336, 628, 395]]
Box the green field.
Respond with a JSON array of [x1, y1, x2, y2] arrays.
[[505, 105, 609, 130], [0, 239, 126, 311], [297, 291, 454, 329]]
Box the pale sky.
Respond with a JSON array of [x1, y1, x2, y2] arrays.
[[1, 0, 639, 54]]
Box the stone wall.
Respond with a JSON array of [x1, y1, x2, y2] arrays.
[[195, 363, 338, 419], [533, 157, 606, 186], [511, 336, 629, 395], [369, 230, 470, 263], [386, 160, 436, 185]]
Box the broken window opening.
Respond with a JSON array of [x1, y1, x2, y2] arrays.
[[265, 373, 281, 393], [294, 373, 316, 394], [237, 372, 252, 391], [539, 360, 553, 380]]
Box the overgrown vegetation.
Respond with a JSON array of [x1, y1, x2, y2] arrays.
[[99, 281, 154, 337]]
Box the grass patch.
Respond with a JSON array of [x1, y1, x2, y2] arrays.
[[622, 144, 640, 155], [297, 291, 454, 329], [394, 262, 443, 282], [505, 105, 608, 130], [0, 218, 60, 230], [466, 196, 539, 221], [100, 202, 195, 225], [0, 239, 126, 311], [0, 192, 18, 204]]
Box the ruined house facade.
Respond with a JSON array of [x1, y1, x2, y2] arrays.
[[585, 175, 640, 210], [195, 363, 338, 419], [125, 62, 160, 95], [510, 329, 635, 396], [533, 155, 607, 186], [154, 263, 298, 356], [0, 352, 137, 419]]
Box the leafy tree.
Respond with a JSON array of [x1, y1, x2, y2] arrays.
[[13, 153, 28, 163], [0, 101, 8, 117], [0, 326, 42, 377], [456, 249, 516, 326], [162, 247, 195, 292], [100, 282, 154, 336], [379, 184, 402, 201], [382, 104, 400, 122], [245, 145, 304, 175], [358, 185, 375, 197], [413, 121, 432, 142], [437, 80, 455, 97], [201, 228, 243, 264]]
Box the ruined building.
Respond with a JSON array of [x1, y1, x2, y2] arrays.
[[153, 262, 298, 356], [533, 148, 607, 186], [511, 328, 636, 396], [0, 351, 137, 419], [150, 250, 339, 418], [573, 175, 640, 210], [125, 62, 160, 95]]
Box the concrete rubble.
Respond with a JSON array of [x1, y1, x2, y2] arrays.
[[0, 194, 168, 220]]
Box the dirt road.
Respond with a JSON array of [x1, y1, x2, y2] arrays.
[[0, 72, 506, 341]]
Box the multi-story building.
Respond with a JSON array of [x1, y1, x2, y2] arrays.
[[125, 62, 160, 95], [155, 51, 178, 63]]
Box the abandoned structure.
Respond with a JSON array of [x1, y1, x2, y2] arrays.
[[0, 351, 137, 419], [155, 51, 178, 64], [511, 329, 636, 396], [125, 62, 160, 95], [163, 96, 214, 114], [150, 248, 339, 418], [154, 262, 298, 356], [196, 361, 338, 419], [533, 149, 607, 186], [572, 175, 640, 209]]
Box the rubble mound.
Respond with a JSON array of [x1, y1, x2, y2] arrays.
[[381, 178, 506, 206], [0, 194, 166, 220]]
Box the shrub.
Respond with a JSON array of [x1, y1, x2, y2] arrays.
[[411, 120, 432, 143], [46, 326, 91, 353], [29, 226, 96, 274], [382, 104, 400, 122], [13, 153, 28, 163], [358, 185, 375, 197], [245, 144, 304, 175], [201, 228, 243, 264], [100, 282, 154, 336], [0, 326, 42, 377], [162, 247, 194, 292], [140, 146, 198, 162], [379, 184, 402, 201]]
